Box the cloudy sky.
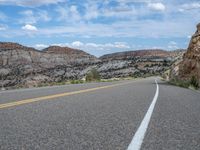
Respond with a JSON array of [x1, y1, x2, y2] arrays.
[[0, 0, 199, 56]]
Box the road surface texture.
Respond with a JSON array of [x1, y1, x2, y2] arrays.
[[0, 77, 199, 150]]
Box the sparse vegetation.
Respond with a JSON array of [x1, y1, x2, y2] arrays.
[[70, 80, 84, 84], [169, 77, 200, 90], [189, 76, 199, 89], [86, 68, 101, 82], [37, 81, 69, 87], [169, 79, 190, 88]]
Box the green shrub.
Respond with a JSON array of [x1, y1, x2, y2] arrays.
[[70, 80, 84, 84], [86, 68, 100, 82], [190, 76, 199, 89], [70, 80, 76, 84]]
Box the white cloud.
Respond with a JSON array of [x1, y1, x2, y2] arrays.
[[56, 5, 81, 22], [70, 41, 130, 51], [55, 6, 67, 21], [71, 41, 131, 56], [71, 41, 84, 47], [0, 0, 65, 7], [148, 2, 166, 11], [35, 44, 49, 50], [114, 42, 130, 48], [19, 10, 36, 24], [83, 1, 135, 20], [3, 16, 196, 39], [179, 2, 200, 11], [168, 41, 178, 49], [82, 1, 165, 21], [0, 24, 7, 30], [101, 6, 135, 18], [22, 24, 38, 31], [85, 43, 99, 48], [19, 10, 51, 24], [38, 10, 51, 22], [169, 41, 177, 45], [84, 3, 99, 20], [70, 5, 81, 21], [34, 41, 131, 56]]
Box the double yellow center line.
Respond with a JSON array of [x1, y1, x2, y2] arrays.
[[0, 82, 130, 109]]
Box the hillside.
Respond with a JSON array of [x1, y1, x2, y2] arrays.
[[0, 42, 185, 88], [100, 49, 185, 61], [0, 42, 99, 88], [98, 49, 185, 79]]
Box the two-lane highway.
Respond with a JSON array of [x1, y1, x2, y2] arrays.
[[0, 78, 199, 150]]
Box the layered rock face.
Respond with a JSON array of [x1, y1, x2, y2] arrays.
[[170, 23, 200, 84], [0, 42, 184, 88], [99, 49, 185, 79], [0, 42, 99, 87]]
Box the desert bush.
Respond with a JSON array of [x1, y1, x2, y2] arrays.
[[86, 68, 100, 82], [190, 76, 199, 89]]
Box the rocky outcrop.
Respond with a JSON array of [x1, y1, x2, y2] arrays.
[[0, 42, 185, 88], [0, 42, 99, 88], [170, 23, 200, 84], [99, 49, 185, 79]]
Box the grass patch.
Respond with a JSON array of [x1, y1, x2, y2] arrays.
[[37, 81, 70, 87], [169, 76, 199, 90], [70, 80, 84, 84], [169, 79, 190, 88]]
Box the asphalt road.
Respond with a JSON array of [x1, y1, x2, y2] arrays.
[[0, 77, 199, 150]]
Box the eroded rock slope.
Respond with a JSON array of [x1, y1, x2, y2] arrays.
[[0, 42, 184, 88]]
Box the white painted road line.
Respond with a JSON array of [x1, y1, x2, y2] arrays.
[[127, 79, 159, 150]]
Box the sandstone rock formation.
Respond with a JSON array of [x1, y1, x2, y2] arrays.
[[170, 23, 200, 84]]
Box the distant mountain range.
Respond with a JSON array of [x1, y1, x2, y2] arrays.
[[0, 42, 185, 88]]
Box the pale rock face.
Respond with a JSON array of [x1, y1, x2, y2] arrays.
[[0, 42, 184, 88], [0, 42, 99, 87]]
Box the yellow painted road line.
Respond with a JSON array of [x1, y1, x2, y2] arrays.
[[0, 82, 130, 109]]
